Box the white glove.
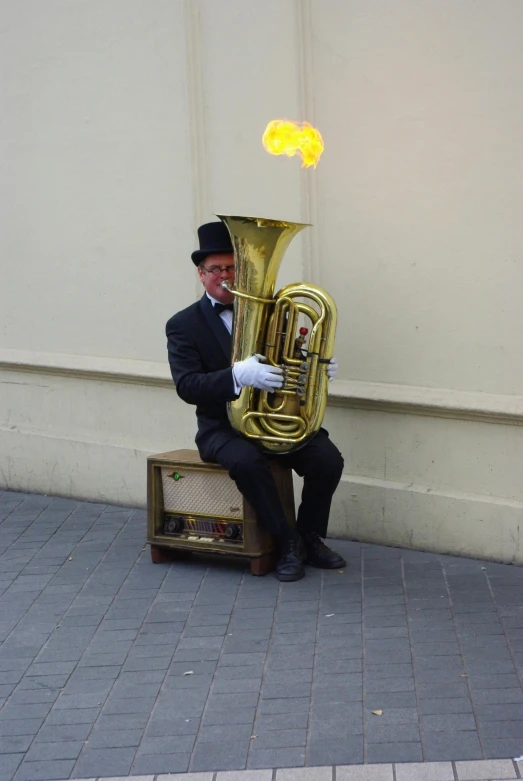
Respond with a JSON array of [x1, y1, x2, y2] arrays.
[[327, 357, 338, 382], [233, 354, 283, 392]]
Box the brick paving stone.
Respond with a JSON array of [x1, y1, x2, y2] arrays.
[[25, 739, 85, 763], [157, 775, 212, 781], [0, 735, 34, 754], [395, 762, 454, 781], [43, 707, 101, 726], [365, 743, 422, 763], [190, 738, 251, 772], [202, 708, 255, 726], [315, 659, 361, 675], [220, 653, 266, 667], [130, 754, 192, 775], [218, 772, 272, 781], [276, 768, 332, 781], [309, 737, 363, 765], [366, 723, 420, 743], [0, 718, 44, 736], [252, 729, 307, 749], [256, 713, 309, 732], [364, 707, 418, 725], [476, 703, 523, 721], [483, 738, 523, 758], [13, 758, 76, 781], [423, 732, 483, 761], [197, 724, 253, 745], [309, 718, 363, 739], [71, 747, 137, 777], [102, 777, 154, 781], [456, 759, 517, 778], [472, 688, 523, 704], [468, 674, 521, 690], [479, 720, 523, 738], [419, 697, 473, 714], [0, 754, 24, 780], [421, 713, 477, 731], [365, 677, 415, 693], [248, 747, 306, 769], [146, 717, 201, 736], [259, 697, 310, 715], [336, 766, 393, 781], [417, 681, 470, 699]]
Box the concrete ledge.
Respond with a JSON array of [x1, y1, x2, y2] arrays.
[[0, 348, 173, 388], [329, 379, 523, 427], [331, 474, 523, 565], [2, 348, 523, 425]]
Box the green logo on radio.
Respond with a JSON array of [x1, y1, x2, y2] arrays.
[[170, 471, 184, 482]]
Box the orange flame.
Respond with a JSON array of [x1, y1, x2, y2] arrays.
[[262, 120, 324, 168]]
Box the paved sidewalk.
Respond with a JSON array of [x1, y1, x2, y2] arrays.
[[1, 490, 523, 781]]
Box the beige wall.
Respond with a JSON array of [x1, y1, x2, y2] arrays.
[[1, 0, 522, 562]]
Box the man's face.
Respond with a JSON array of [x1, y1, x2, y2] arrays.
[[197, 252, 235, 304]]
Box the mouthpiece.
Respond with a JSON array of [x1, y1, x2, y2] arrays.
[[221, 281, 232, 292]]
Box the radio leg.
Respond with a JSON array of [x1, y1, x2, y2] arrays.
[[150, 545, 171, 564], [250, 554, 275, 577]]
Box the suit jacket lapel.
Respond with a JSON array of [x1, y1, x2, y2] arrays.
[[199, 293, 231, 362]]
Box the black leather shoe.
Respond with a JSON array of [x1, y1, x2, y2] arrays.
[[276, 538, 305, 582], [302, 533, 346, 569]]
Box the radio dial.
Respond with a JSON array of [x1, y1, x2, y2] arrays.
[[167, 516, 185, 533], [225, 523, 241, 540]]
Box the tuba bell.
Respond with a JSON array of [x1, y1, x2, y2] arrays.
[[217, 214, 337, 455]]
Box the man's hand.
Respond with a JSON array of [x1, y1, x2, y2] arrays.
[[327, 357, 338, 382], [233, 354, 283, 392]]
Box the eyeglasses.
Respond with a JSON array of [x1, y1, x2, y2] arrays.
[[201, 264, 235, 276]]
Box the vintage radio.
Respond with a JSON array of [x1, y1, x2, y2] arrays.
[[147, 449, 295, 575]]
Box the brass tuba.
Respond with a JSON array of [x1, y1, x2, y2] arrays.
[[217, 214, 337, 455]]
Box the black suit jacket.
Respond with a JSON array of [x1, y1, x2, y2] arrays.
[[166, 293, 241, 459]]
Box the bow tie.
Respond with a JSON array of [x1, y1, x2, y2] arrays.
[[214, 302, 234, 313]]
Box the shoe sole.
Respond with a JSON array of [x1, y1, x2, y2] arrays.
[[305, 559, 347, 570], [277, 570, 305, 582]]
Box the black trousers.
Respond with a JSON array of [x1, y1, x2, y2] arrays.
[[206, 428, 344, 540]]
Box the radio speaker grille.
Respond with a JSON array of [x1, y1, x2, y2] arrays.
[[161, 467, 243, 519]]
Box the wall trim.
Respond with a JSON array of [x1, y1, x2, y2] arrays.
[[0, 349, 173, 388], [1, 348, 523, 426], [329, 379, 523, 426]]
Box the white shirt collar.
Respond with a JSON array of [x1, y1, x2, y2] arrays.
[[206, 292, 222, 307]]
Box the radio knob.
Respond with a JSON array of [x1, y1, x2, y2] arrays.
[[225, 523, 241, 540], [167, 516, 185, 533]]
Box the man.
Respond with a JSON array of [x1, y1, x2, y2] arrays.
[[166, 221, 346, 582]]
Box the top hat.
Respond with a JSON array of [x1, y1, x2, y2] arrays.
[[191, 221, 234, 266]]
